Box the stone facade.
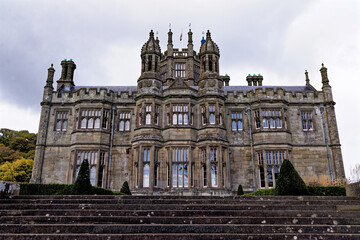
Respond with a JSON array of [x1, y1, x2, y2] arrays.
[[31, 29, 345, 195]]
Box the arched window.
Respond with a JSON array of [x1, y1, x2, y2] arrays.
[[211, 163, 218, 187], [62, 120, 67, 131], [88, 118, 94, 129], [184, 113, 188, 125], [276, 118, 282, 128], [81, 118, 87, 128], [262, 118, 268, 128], [238, 120, 242, 130], [178, 114, 182, 124], [125, 120, 130, 131], [119, 120, 124, 131], [232, 120, 236, 131], [173, 114, 177, 125], [56, 121, 62, 131], [146, 113, 151, 125], [209, 113, 215, 124], [94, 118, 100, 129], [269, 118, 275, 128]]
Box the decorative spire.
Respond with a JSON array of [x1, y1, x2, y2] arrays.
[[206, 30, 211, 39], [149, 30, 154, 39], [188, 29, 193, 45], [46, 64, 55, 87], [320, 63, 330, 87], [167, 28, 173, 45], [305, 70, 310, 84]]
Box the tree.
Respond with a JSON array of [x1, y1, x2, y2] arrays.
[[0, 144, 21, 164], [120, 181, 131, 195], [72, 159, 92, 195], [0, 158, 33, 182], [350, 164, 360, 183], [276, 159, 308, 196], [237, 184, 244, 195]]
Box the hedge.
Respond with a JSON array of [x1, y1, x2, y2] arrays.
[[19, 183, 126, 195], [246, 186, 345, 196]]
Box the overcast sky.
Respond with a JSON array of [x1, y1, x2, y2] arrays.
[[0, 0, 359, 179]]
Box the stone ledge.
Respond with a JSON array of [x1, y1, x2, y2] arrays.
[[0, 181, 20, 199], [346, 182, 360, 197]]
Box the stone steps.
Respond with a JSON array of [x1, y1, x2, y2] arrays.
[[0, 195, 359, 239]]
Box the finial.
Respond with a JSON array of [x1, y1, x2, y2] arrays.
[[189, 23, 191, 30], [320, 63, 329, 87], [51, 64, 53, 67], [169, 23, 171, 30], [305, 70, 310, 84], [206, 30, 211, 39], [149, 30, 154, 38]]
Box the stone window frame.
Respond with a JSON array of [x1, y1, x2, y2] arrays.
[[231, 111, 243, 131], [300, 110, 314, 131], [209, 104, 216, 125], [172, 104, 189, 126], [119, 111, 131, 132], [78, 108, 105, 130], [145, 104, 152, 125], [200, 148, 207, 187], [143, 148, 151, 188], [201, 105, 207, 125], [210, 147, 218, 187], [74, 149, 107, 187], [54, 109, 70, 132], [171, 147, 190, 188], [257, 150, 285, 189], [253, 108, 283, 130], [174, 62, 186, 78]]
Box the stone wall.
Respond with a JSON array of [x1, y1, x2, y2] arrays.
[[0, 181, 20, 199]]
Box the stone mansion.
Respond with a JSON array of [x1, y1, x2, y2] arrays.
[[31, 29, 345, 195]]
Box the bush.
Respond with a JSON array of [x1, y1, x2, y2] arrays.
[[276, 159, 308, 196], [237, 184, 244, 195], [307, 186, 346, 196], [72, 159, 92, 195], [20, 183, 72, 195], [246, 188, 277, 196], [92, 186, 114, 195], [120, 181, 131, 195]]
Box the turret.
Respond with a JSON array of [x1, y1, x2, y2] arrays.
[[43, 64, 55, 102], [199, 30, 220, 74], [320, 63, 332, 102], [56, 59, 76, 91], [138, 30, 162, 95]]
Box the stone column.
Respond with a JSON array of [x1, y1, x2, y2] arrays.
[[206, 145, 211, 187], [138, 146, 144, 188], [218, 146, 223, 188], [149, 145, 155, 190]]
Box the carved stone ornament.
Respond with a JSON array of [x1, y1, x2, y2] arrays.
[[146, 80, 152, 87], [138, 82, 143, 89], [197, 133, 228, 142], [132, 134, 164, 143], [218, 80, 223, 88], [155, 81, 161, 89], [199, 81, 205, 89], [209, 79, 216, 87]]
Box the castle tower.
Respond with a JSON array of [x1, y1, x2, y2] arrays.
[[320, 64, 345, 179], [138, 30, 162, 95], [31, 64, 55, 183]]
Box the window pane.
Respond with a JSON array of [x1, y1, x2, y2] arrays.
[[267, 166, 273, 187], [178, 164, 183, 187], [276, 118, 282, 128], [119, 120, 124, 131], [302, 120, 307, 130], [62, 120, 67, 131], [146, 113, 151, 124], [184, 114, 188, 125], [270, 118, 275, 128], [178, 114, 182, 124], [210, 113, 215, 124], [81, 118, 87, 128], [173, 114, 177, 125], [125, 120, 130, 130], [94, 118, 100, 129], [308, 120, 312, 130], [173, 164, 177, 187], [56, 121, 62, 131], [211, 163, 217, 187], [260, 166, 265, 188], [90, 166, 96, 186], [88, 118, 94, 128], [184, 163, 188, 187], [238, 120, 242, 130], [232, 120, 236, 131], [143, 164, 150, 187], [263, 118, 268, 128]]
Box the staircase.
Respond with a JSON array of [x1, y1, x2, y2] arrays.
[[0, 195, 360, 239]]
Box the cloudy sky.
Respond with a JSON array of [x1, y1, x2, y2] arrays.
[[0, 0, 359, 179]]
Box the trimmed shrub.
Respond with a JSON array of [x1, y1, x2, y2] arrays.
[[72, 159, 92, 195], [120, 181, 131, 195], [20, 183, 72, 195], [276, 159, 308, 196], [92, 186, 114, 195], [307, 186, 346, 196], [246, 188, 277, 196], [237, 184, 244, 195]]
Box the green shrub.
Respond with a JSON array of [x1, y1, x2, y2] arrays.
[[20, 183, 72, 195], [307, 186, 346, 196], [276, 159, 308, 196], [246, 188, 277, 196], [120, 181, 131, 195], [237, 184, 244, 195], [92, 186, 114, 195], [72, 159, 92, 195]]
